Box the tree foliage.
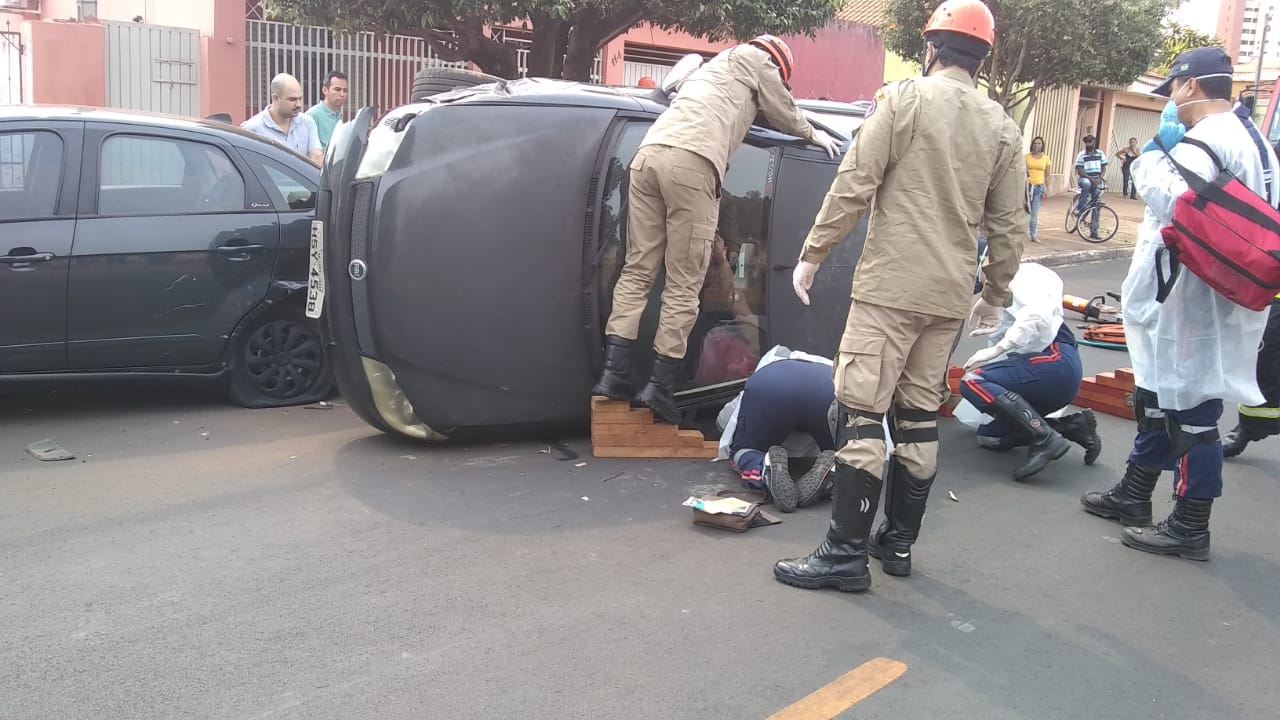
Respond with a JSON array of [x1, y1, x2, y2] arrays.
[[263, 0, 841, 82], [1153, 22, 1223, 75], [883, 0, 1176, 126]]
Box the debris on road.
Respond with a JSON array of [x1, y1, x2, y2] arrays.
[[948, 490, 959, 502], [602, 471, 625, 483], [581, 496, 590, 502], [26, 439, 75, 462], [401, 455, 417, 461], [950, 620, 976, 633], [305, 401, 336, 410], [538, 447, 551, 454], [574, 462, 587, 468]]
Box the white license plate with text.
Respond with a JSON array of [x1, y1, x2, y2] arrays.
[[305, 220, 326, 319]]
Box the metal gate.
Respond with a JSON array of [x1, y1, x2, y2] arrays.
[[246, 20, 604, 121], [1107, 105, 1160, 188], [104, 21, 200, 116], [1, 30, 21, 105]]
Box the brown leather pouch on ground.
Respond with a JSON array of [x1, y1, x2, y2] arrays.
[[690, 489, 782, 533]]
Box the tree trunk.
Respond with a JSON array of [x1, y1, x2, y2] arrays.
[[526, 15, 564, 78], [563, 23, 599, 82], [552, 22, 571, 78], [1018, 89, 1039, 133]]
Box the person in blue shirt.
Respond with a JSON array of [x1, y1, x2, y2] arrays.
[[241, 73, 322, 165], [1074, 135, 1108, 239]]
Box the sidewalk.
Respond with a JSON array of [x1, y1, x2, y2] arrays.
[[1020, 194, 1144, 267]]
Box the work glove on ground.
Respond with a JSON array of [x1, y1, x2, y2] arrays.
[[968, 297, 1004, 336], [793, 260, 820, 306]]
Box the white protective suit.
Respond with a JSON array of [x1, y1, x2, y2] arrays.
[[983, 262, 1066, 359], [1123, 110, 1278, 410]]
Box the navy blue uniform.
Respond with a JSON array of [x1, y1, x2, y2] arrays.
[[960, 323, 1082, 449], [728, 359, 836, 488]]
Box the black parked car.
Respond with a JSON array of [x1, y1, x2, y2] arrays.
[[312, 78, 870, 441], [0, 106, 331, 407]]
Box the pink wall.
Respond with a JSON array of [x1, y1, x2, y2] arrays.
[[26, 21, 105, 107], [201, 0, 246, 121], [783, 22, 885, 102]]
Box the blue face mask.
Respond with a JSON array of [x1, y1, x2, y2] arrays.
[[1142, 100, 1186, 153]]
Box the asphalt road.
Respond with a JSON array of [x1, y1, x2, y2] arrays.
[[2, 259, 1277, 720]]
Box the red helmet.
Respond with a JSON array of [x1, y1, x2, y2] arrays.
[[637, 76, 657, 88], [748, 34, 795, 83], [923, 0, 996, 46]]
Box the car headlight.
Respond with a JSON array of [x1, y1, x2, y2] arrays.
[[356, 106, 421, 179]]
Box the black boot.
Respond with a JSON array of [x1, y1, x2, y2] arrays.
[[773, 462, 880, 592], [1122, 496, 1212, 561], [795, 450, 837, 508], [1222, 425, 1257, 458], [868, 458, 935, 577], [1047, 410, 1102, 465], [590, 335, 633, 401], [987, 391, 1071, 480], [1080, 462, 1159, 527], [633, 354, 682, 424], [763, 446, 798, 513]]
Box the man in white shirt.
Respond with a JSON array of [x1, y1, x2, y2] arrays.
[[1074, 135, 1109, 240], [241, 73, 323, 165]]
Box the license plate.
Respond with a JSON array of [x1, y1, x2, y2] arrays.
[[305, 220, 326, 319]]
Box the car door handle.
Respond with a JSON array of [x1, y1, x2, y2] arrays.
[[1, 250, 55, 267], [215, 243, 266, 255]]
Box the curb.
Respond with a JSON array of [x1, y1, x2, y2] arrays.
[[1029, 245, 1133, 268]]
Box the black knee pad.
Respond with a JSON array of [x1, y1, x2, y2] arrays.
[[891, 407, 939, 445], [1165, 415, 1221, 459], [835, 403, 885, 448], [1132, 387, 1165, 433]]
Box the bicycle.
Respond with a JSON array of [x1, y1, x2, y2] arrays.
[[1063, 179, 1120, 243]]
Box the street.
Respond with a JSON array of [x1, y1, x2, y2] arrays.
[[2, 258, 1277, 720]]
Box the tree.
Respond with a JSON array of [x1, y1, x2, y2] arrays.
[[1153, 23, 1223, 75], [883, 0, 1177, 128], [262, 0, 842, 82]]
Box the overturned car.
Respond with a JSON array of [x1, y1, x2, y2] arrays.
[[311, 74, 870, 441]]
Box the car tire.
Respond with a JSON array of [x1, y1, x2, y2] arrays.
[[411, 67, 502, 101], [228, 308, 333, 409]]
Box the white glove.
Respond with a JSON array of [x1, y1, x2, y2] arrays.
[[963, 344, 1007, 371], [968, 297, 1004, 336], [812, 129, 842, 159], [792, 260, 820, 306]]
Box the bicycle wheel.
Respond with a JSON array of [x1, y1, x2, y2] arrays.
[[1076, 204, 1119, 243], [1064, 200, 1080, 233]]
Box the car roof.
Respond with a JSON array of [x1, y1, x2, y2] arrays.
[[0, 104, 313, 161]]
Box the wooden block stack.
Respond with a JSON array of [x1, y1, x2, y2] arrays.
[[1074, 368, 1136, 420], [939, 366, 965, 418], [590, 397, 720, 459]]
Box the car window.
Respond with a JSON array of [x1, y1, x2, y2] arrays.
[[0, 130, 63, 221], [260, 160, 316, 211], [687, 143, 774, 387], [98, 135, 246, 216]]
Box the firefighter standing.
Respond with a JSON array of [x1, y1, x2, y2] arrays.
[[591, 37, 841, 424], [774, 0, 1029, 593], [1222, 293, 1280, 457]]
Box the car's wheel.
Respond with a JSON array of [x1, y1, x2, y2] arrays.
[[228, 309, 333, 409], [411, 67, 502, 101]]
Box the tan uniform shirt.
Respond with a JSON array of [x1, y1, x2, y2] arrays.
[[799, 67, 1026, 318], [640, 45, 820, 182]]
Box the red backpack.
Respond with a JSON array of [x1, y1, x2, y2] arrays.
[[1155, 135, 1280, 311]]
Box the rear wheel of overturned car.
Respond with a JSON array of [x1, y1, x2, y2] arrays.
[[410, 67, 502, 101], [229, 310, 333, 409]]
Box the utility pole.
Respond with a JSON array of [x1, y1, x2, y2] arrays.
[[1256, 8, 1273, 107]]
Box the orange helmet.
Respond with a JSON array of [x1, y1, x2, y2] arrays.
[[637, 76, 657, 88], [923, 0, 996, 47], [748, 35, 795, 83]]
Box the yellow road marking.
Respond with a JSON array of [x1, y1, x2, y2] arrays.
[[768, 657, 908, 720]]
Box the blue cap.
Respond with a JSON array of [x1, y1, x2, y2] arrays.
[[1152, 46, 1234, 97]]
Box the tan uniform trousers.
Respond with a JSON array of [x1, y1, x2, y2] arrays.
[[834, 300, 963, 479], [605, 145, 720, 360]]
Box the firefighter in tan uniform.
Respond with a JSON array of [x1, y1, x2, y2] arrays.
[[591, 36, 842, 424], [775, 0, 1034, 593]]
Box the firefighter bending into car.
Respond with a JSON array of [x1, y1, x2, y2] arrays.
[[1222, 293, 1280, 458], [773, 0, 1027, 593], [960, 243, 1101, 478], [590, 36, 842, 424]]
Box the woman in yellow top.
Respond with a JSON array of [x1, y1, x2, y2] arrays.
[[1025, 136, 1051, 242]]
